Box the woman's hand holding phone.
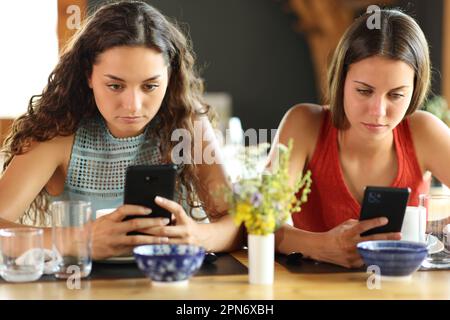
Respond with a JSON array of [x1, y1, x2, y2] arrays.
[[313, 217, 401, 268], [91, 204, 171, 260], [137, 196, 205, 248], [308, 186, 407, 268]]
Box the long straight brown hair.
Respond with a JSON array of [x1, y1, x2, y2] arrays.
[[326, 9, 431, 129]]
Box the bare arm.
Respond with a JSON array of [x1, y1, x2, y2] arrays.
[[0, 137, 69, 222], [266, 105, 318, 187], [410, 111, 450, 187], [191, 115, 244, 252], [276, 223, 322, 255], [0, 136, 71, 250], [267, 104, 323, 254], [150, 115, 244, 252]]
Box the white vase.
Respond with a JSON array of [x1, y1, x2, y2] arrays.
[[248, 233, 274, 285]]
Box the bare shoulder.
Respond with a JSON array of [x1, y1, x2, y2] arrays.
[[409, 110, 449, 143], [27, 134, 74, 157], [408, 110, 450, 171], [278, 103, 325, 152], [284, 103, 324, 121], [16, 134, 74, 168], [268, 103, 325, 184], [282, 103, 324, 129], [0, 134, 75, 221]]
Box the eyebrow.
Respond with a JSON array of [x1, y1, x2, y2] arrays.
[[103, 74, 161, 82], [353, 81, 410, 91]]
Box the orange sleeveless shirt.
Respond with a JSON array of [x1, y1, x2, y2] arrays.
[[292, 110, 430, 232]]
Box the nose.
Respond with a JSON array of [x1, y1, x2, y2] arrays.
[[369, 95, 387, 118], [122, 88, 143, 113]]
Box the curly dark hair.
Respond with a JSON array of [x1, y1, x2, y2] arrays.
[[2, 0, 212, 225]]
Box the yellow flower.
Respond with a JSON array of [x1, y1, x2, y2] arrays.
[[236, 202, 252, 218], [224, 139, 313, 236]]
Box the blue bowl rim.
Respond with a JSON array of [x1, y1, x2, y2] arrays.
[[133, 244, 206, 258], [357, 240, 428, 254]]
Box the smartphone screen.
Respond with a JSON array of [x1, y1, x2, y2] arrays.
[[359, 186, 411, 236], [123, 164, 177, 225]]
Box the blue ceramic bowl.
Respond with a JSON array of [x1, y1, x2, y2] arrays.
[[133, 244, 206, 284], [357, 240, 428, 278]]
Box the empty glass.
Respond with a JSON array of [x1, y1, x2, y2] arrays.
[[0, 228, 44, 282], [50, 200, 93, 279]]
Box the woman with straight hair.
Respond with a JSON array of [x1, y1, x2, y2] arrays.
[[270, 9, 450, 268]]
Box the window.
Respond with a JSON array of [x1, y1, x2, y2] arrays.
[[0, 1, 58, 118]]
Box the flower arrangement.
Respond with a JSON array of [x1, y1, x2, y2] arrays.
[[225, 140, 312, 235]]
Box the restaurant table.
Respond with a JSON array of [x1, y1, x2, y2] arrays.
[[1, 250, 450, 300]]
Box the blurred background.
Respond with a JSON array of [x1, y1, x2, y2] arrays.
[[0, 0, 448, 145]]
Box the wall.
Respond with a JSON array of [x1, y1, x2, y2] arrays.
[[89, 0, 317, 131], [397, 0, 443, 96], [88, 0, 443, 131]]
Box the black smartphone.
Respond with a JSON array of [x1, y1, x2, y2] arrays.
[[123, 164, 177, 227], [359, 186, 411, 236]]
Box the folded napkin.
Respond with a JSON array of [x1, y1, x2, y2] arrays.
[[14, 248, 62, 274]]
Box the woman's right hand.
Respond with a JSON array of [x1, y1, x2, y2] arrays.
[[91, 205, 170, 260], [311, 217, 401, 268]]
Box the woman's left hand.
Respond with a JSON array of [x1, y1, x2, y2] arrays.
[[140, 196, 204, 246]]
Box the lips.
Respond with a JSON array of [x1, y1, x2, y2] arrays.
[[119, 116, 142, 119], [362, 122, 387, 128], [361, 122, 388, 132], [117, 116, 144, 124]]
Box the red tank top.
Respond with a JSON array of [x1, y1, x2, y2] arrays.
[[292, 110, 430, 232]]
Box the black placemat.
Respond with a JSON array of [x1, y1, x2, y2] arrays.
[[276, 253, 448, 273], [0, 253, 247, 283], [419, 265, 450, 271], [418, 251, 450, 271], [276, 254, 366, 274]]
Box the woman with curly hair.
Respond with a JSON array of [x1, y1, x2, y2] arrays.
[[0, 1, 242, 259]]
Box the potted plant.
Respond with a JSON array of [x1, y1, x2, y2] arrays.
[[225, 140, 312, 284]]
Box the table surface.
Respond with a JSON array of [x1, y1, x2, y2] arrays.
[[1, 250, 450, 300], [1, 186, 449, 300]]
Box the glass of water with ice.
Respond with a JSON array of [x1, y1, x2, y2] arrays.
[[0, 228, 44, 282], [420, 194, 450, 269]]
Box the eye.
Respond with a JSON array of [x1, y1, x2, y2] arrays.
[[142, 83, 159, 92], [356, 88, 372, 96], [389, 92, 405, 100], [107, 84, 123, 91]]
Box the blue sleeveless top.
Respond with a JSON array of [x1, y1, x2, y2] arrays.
[[50, 116, 185, 214]]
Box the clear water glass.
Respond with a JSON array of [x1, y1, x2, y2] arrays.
[[420, 194, 450, 269], [0, 228, 44, 282], [50, 200, 93, 279]]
